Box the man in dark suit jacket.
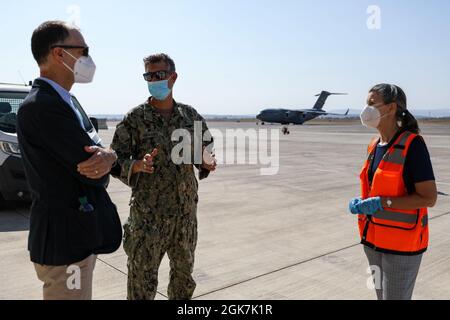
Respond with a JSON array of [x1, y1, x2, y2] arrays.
[[17, 21, 122, 300]]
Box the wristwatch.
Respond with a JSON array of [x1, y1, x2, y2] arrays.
[[386, 198, 393, 208]]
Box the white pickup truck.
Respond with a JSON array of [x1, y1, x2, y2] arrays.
[[0, 82, 102, 208]]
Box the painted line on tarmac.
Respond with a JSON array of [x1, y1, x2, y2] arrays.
[[194, 210, 450, 299]]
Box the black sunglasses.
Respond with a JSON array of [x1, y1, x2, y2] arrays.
[[51, 45, 89, 57], [143, 70, 172, 82]]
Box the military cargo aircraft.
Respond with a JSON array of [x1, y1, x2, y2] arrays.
[[257, 91, 349, 125]]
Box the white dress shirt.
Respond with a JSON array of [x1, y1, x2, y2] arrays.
[[38, 77, 86, 130]]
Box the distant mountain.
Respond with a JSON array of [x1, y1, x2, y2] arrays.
[[409, 109, 450, 118], [90, 114, 258, 121], [203, 114, 256, 120], [91, 109, 450, 121], [328, 109, 450, 118], [90, 114, 125, 121]]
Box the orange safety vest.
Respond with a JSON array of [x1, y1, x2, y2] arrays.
[[358, 131, 429, 255]]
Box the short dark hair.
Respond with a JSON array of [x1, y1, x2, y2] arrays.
[[31, 21, 72, 65], [370, 83, 420, 134], [143, 53, 176, 72]]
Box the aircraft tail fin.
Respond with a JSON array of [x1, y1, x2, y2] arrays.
[[313, 91, 347, 110]]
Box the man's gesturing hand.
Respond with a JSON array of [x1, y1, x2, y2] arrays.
[[77, 146, 118, 179], [201, 147, 217, 172], [132, 148, 158, 175]]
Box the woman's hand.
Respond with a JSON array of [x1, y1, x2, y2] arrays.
[[349, 197, 383, 215], [349, 197, 362, 214]]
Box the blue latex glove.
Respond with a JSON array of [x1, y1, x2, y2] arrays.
[[349, 197, 363, 214], [349, 197, 383, 215], [357, 197, 383, 215]]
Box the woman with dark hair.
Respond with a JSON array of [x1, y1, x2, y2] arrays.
[[349, 84, 437, 300]]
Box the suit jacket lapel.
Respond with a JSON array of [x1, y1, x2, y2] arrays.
[[32, 78, 81, 124]]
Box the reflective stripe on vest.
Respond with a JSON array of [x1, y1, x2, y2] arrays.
[[380, 132, 412, 166], [373, 209, 418, 224]]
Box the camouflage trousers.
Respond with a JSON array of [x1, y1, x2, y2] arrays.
[[123, 206, 198, 300]]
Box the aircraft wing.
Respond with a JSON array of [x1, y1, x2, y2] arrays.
[[296, 108, 350, 116], [323, 108, 350, 116]]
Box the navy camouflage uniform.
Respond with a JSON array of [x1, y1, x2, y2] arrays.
[[110, 99, 212, 300]]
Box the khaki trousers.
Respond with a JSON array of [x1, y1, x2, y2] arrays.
[[34, 255, 97, 300]]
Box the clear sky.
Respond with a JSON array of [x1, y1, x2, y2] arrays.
[[1, 0, 449, 115]]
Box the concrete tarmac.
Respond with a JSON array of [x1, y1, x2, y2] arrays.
[[1, 121, 449, 300]]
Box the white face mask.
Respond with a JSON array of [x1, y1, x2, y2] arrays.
[[62, 49, 96, 83], [360, 105, 389, 128]]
